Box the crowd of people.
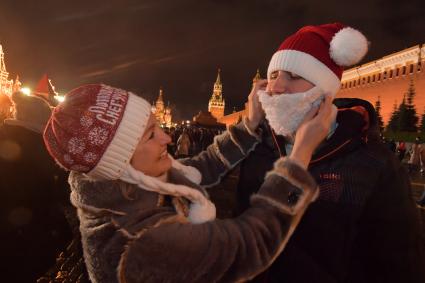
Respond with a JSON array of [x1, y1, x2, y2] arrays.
[[164, 126, 223, 158], [0, 22, 424, 283], [382, 136, 424, 171], [381, 136, 425, 207]]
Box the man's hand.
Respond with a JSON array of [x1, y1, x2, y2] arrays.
[[246, 79, 267, 132], [290, 95, 337, 169]]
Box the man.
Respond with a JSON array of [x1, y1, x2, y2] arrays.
[[237, 23, 425, 282], [387, 138, 397, 153], [397, 140, 407, 161], [408, 137, 422, 173]]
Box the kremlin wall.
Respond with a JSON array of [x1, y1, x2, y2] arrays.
[[338, 44, 425, 124]]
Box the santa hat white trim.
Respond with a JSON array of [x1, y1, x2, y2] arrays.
[[87, 93, 151, 180], [267, 50, 341, 95]]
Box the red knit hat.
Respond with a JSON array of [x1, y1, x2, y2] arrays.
[[267, 23, 368, 95], [43, 84, 151, 180]]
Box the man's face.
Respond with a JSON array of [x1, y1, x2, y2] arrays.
[[266, 70, 315, 95], [259, 70, 324, 137]]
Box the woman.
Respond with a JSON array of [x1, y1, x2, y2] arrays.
[[175, 128, 191, 157], [43, 83, 335, 283]]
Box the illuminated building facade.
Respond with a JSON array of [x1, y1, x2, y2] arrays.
[[0, 44, 15, 96], [151, 87, 172, 127], [338, 44, 425, 124]]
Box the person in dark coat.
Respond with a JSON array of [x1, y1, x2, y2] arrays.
[[236, 23, 425, 283], [397, 141, 407, 162], [0, 91, 73, 282], [387, 138, 397, 153]]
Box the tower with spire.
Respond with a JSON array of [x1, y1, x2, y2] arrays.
[[155, 87, 165, 124], [208, 68, 225, 120], [152, 87, 172, 126], [252, 69, 262, 85], [164, 101, 172, 127], [33, 74, 60, 106], [0, 44, 14, 96]]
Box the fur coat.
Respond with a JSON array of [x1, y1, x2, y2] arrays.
[[69, 120, 318, 283]]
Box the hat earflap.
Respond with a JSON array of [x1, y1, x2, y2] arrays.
[[121, 164, 216, 224], [329, 27, 369, 67]]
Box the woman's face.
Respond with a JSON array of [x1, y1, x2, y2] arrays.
[[131, 114, 172, 177]]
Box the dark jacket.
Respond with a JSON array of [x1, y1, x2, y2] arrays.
[[0, 123, 73, 282], [237, 98, 425, 283], [69, 121, 318, 283]]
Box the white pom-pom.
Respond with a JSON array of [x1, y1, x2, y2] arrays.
[[330, 27, 368, 67]]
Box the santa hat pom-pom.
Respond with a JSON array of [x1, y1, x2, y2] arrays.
[[330, 27, 368, 67]]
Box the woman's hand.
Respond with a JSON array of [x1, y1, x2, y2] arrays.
[[246, 79, 267, 132], [289, 95, 337, 169]]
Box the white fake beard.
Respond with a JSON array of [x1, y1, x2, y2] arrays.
[[258, 86, 324, 137]]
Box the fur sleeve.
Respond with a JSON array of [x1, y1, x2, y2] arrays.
[[118, 157, 318, 283], [180, 118, 261, 188]]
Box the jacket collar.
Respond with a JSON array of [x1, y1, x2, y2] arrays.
[[309, 105, 369, 165]]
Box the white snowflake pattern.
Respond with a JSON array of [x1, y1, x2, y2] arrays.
[[88, 127, 109, 146], [84, 152, 98, 163], [80, 116, 94, 128], [63, 154, 74, 165], [70, 164, 90, 172], [68, 137, 86, 154]]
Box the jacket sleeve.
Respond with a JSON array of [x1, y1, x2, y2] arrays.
[[118, 157, 318, 283], [180, 118, 262, 188]]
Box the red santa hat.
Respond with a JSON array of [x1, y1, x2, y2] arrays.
[[43, 84, 151, 180], [267, 22, 369, 95]]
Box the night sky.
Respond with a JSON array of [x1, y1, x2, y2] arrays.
[[0, 0, 424, 120]]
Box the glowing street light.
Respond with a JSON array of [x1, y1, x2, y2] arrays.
[[54, 95, 65, 103], [21, 87, 31, 96]]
